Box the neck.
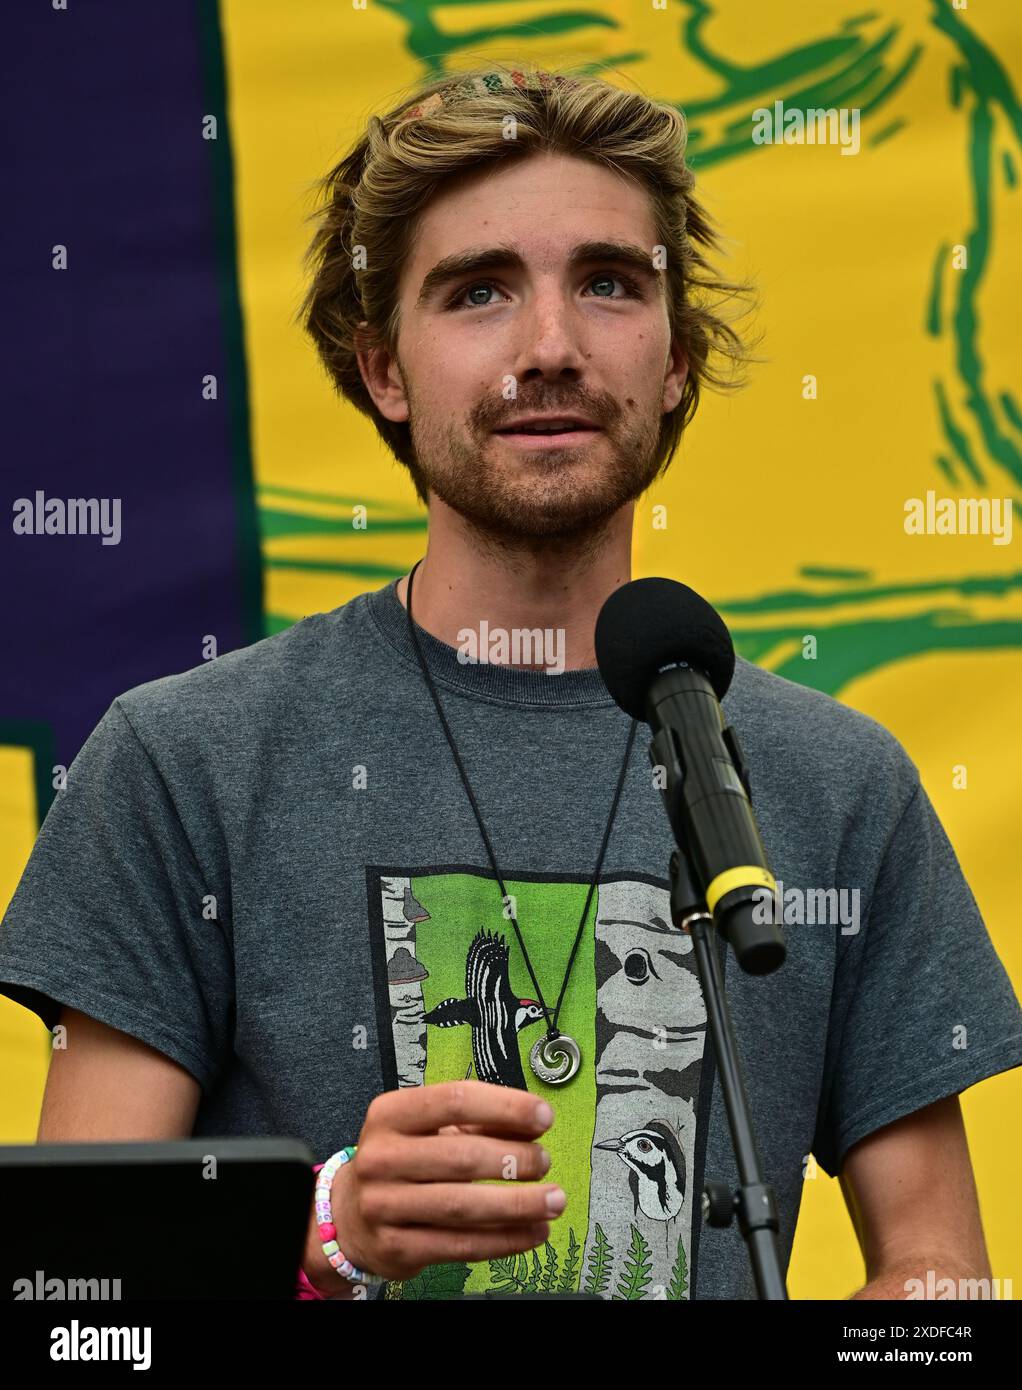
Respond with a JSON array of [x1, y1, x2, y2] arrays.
[[395, 495, 635, 671]]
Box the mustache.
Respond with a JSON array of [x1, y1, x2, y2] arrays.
[[473, 392, 620, 433]]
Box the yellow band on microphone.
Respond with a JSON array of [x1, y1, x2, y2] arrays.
[[704, 866, 777, 915]]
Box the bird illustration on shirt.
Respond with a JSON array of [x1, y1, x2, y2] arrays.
[[594, 1120, 687, 1222], [425, 928, 545, 1088]]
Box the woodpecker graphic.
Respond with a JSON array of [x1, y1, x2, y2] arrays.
[[594, 1120, 687, 1223], [425, 929, 545, 1088]]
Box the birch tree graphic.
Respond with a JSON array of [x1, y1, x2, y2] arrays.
[[585, 878, 706, 1299], [382, 876, 432, 1086]]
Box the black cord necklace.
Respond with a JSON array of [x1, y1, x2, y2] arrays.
[[403, 559, 638, 1086]]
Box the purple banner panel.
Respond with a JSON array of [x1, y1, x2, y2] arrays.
[[0, 0, 261, 784]]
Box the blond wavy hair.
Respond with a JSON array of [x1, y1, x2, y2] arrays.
[[297, 64, 755, 505]]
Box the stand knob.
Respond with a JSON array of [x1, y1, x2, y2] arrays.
[[702, 1181, 736, 1228]]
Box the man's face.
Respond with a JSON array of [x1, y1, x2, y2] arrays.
[[366, 150, 687, 541]]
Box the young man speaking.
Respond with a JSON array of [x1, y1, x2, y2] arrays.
[[1, 65, 1019, 1302]]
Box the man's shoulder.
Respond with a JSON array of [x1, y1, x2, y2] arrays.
[[111, 596, 370, 739]]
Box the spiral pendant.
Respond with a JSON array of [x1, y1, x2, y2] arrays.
[[529, 1032, 580, 1085]]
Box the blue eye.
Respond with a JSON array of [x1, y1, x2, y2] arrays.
[[462, 283, 498, 307], [587, 273, 643, 299], [445, 281, 505, 310]]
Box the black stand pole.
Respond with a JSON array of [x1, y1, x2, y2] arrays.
[[668, 846, 788, 1300]]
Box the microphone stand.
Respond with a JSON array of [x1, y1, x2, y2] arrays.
[[667, 843, 789, 1300]]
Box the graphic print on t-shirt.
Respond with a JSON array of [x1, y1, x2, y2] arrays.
[[367, 866, 713, 1300]]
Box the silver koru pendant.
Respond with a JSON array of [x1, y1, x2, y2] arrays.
[[529, 1033, 581, 1085]]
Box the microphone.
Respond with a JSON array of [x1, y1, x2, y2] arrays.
[[595, 577, 785, 974]]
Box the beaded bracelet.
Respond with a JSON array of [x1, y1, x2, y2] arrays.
[[314, 1147, 386, 1287]]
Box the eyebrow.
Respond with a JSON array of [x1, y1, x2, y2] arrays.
[[415, 240, 662, 306]]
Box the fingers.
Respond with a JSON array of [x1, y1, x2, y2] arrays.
[[362, 1179, 566, 1230], [368, 1079, 554, 1139], [345, 1083, 565, 1284], [437, 1119, 549, 1139], [373, 1221, 553, 1279], [360, 1133, 551, 1183]]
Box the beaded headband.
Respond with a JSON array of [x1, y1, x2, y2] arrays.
[[402, 69, 579, 121]]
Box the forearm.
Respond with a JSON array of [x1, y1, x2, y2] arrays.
[[300, 1160, 361, 1301], [849, 1255, 991, 1300], [301, 1224, 361, 1300]]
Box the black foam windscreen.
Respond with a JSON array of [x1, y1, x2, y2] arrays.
[[594, 577, 736, 718]]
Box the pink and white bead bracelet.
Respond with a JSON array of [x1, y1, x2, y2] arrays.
[[314, 1147, 386, 1287]]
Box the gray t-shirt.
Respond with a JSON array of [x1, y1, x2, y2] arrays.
[[2, 578, 1020, 1300]]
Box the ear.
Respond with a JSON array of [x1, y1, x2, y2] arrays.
[[355, 321, 410, 424], [662, 338, 689, 416]]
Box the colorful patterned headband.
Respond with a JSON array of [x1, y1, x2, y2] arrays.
[[402, 70, 579, 121]]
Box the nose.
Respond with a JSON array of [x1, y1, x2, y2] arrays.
[[509, 279, 589, 383]]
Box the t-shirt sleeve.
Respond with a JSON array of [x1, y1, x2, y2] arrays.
[[812, 770, 1022, 1179], [0, 698, 234, 1091]]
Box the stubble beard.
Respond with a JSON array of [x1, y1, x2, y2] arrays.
[[406, 391, 667, 559]]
